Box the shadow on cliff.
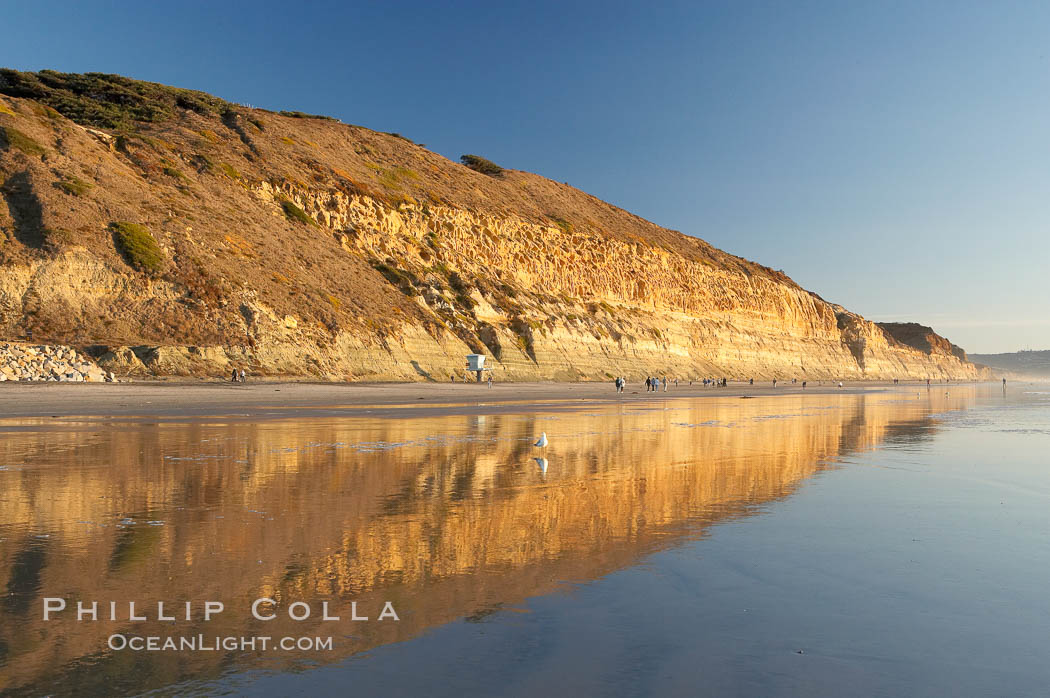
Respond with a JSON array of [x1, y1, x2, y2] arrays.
[[410, 360, 434, 381], [0, 170, 46, 248]]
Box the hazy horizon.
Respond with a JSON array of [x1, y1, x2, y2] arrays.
[[3, 0, 1047, 354]]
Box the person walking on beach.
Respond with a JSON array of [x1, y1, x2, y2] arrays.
[[662, 377, 668, 392], [802, 380, 807, 389], [487, 374, 493, 388], [231, 368, 238, 383], [772, 378, 777, 388], [239, 369, 246, 383]]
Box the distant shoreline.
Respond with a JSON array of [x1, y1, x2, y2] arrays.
[[0, 379, 1008, 421]]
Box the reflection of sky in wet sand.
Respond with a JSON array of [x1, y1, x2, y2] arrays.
[[0, 391, 980, 695]]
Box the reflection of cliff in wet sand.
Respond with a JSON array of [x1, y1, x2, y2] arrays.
[[0, 393, 960, 695]]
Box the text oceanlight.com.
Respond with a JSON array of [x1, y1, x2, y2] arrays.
[[108, 634, 334, 652]]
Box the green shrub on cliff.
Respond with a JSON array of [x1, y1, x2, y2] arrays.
[[448, 271, 476, 310], [0, 126, 45, 156], [371, 260, 419, 296], [219, 162, 241, 180], [460, 154, 503, 176], [280, 199, 317, 226], [0, 69, 233, 129], [58, 176, 93, 196], [111, 222, 163, 274], [386, 132, 425, 146], [43, 227, 75, 249], [549, 216, 574, 235], [162, 165, 187, 181], [278, 110, 337, 121]]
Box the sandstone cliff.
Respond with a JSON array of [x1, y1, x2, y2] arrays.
[[0, 70, 983, 381]]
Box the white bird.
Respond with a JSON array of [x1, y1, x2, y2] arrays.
[[534, 432, 548, 448], [534, 457, 548, 474]]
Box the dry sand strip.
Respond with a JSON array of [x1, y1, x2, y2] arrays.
[[0, 380, 974, 420]]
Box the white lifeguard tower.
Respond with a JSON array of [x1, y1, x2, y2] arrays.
[[465, 354, 490, 382]]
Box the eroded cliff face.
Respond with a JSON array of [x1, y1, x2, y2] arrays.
[[0, 72, 984, 380], [877, 322, 968, 362], [259, 183, 980, 381]]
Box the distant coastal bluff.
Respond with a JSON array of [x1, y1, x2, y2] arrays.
[[0, 71, 986, 381]]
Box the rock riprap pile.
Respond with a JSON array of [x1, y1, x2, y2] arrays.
[[0, 342, 113, 382]]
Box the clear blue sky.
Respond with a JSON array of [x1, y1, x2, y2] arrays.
[[4, 0, 1047, 353]]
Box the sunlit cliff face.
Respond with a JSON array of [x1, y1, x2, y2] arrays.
[[0, 87, 980, 381], [0, 392, 966, 694], [259, 184, 984, 382]]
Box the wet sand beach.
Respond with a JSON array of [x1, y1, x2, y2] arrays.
[[0, 381, 1045, 696], [0, 379, 963, 419]]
